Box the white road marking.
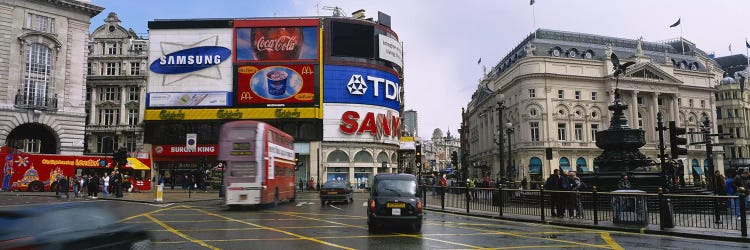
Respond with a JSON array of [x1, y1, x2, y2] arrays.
[[328, 204, 342, 210], [148, 203, 174, 208], [296, 202, 308, 206]]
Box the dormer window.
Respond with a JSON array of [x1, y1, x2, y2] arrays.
[[583, 50, 594, 59], [568, 49, 578, 58], [551, 47, 561, 57]]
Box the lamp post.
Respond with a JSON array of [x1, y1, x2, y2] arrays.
[[495, 93, 506, 186], [700, 114, 715, 193], [506, 122, 514, 187]]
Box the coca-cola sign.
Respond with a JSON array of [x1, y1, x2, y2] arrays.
[[236, 27, 318, 61]]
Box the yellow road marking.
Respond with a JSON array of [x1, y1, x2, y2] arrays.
[[185, 206, 354, 250], [492, 245, 593, 249], [119, 205, 182, 222], [600, 232, 624, 250], [145, 214, 220, 250], [271, 211, 486, 249]]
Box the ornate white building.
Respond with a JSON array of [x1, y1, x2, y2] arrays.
[[714, 54, 750, 174], [85, 12, 147, 155], [466, 29, 724, 186], [430, 128, 460, 173], [0, 0, 102, 154]]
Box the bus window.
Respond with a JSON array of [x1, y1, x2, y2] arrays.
[[229, 161, 257, 180], [227, 129, 255, 140]]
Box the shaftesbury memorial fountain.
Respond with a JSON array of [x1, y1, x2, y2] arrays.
[[581, 53, 662, 192]]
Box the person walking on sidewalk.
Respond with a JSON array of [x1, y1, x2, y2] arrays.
[[545, 169, 562, 217], [113, 171, 123, 198], [102, 173, 110, 197], [90, 174, 99, 198], [57, 176, 69, 199], [73, 175, 80, 198]]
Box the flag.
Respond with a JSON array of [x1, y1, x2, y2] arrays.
[[669, 18, 680, 28], [530, 0, 535, 5], [745, 39, 750, 49], [729, 43, 732, 53], [477, 58, 482, 64]]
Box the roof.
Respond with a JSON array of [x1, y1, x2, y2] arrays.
[[715, 54, 748, 76]]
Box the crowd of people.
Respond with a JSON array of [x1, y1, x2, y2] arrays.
[[544, 169, 585, 219], [54, 170, 127, 199], [723, 168, 750, 220]]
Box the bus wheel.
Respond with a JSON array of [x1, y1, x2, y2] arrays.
[[29, 181, 44, 192], [274, 188, 279, 207]]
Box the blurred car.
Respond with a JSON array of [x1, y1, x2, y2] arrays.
[[367, 173, 423, 232], [0, 202, 152, 250], [319, 180, 354, 206]]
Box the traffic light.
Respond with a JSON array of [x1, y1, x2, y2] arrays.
[[113, 147, 128, 167], [451, 151, 458, 167], [294, 153, 303, 170], [669, 121, 688, 159], [415, 142, 422, 164]]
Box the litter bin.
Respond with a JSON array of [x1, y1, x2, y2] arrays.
[[612, 190, 648, 226], [660, 198, 674, 228]]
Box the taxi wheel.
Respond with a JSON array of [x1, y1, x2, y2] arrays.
[[368, 222, 378, 233]]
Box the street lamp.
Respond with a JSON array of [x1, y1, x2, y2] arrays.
[[494, 93, 506, 186], [700, 114, 715, 193], [506, 122, 514, 187]]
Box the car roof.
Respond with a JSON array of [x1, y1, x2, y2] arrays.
[[374, 173, 416, 181]]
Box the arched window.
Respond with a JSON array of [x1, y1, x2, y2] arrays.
[[353, 150, 373, 163], [576, 157, 588, 172], [529, 157, 542, 174], [691, 159, 703, 175], [23, 43, 53, 106], [376, 152, 389, 164], [327, 150, 349, 163], [97, 136, 116, 154], [559, 157, 572, 172]]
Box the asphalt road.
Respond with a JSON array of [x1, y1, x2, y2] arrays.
[[2, 192, 749, 249]]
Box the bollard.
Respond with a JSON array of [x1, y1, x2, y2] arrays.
[[540, 185, 545, 221], [155, 184, 164, 203], [465, 185, 470, 214], [658, 188, 664, 230], [740, 188, 747, 237], [441, 186, 445, 211], [498, 186, 504, 217]]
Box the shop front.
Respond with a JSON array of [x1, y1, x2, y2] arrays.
[[152, 144, 218, 190]]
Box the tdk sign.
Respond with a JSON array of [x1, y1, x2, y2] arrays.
[[325, 65, 401, 110], [150, 46, 231, 74]]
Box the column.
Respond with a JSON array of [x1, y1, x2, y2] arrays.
[[89, 87, 97, 124], [650, 92, 659, 141], [120, 86, 127, 125], [672, 94, 680, 123], [631, 90, 639, 128], [139, 86, 146, 124]]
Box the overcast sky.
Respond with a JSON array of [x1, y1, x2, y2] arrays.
[[91, 0, 748, 138]]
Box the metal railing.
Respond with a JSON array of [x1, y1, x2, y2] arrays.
[[14, 93, 57, 111], [421, 185, 748, 237]]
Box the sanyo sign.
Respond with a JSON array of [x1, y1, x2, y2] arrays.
[[324, 65, 401, 111]]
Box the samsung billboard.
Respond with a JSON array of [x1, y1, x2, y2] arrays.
[[323, 65, 400, 111], [147, 28, 233, 94]]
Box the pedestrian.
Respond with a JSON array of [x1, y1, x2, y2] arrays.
[[726, 172, 739, 218], [715, 171, 726, 195], [299, 179, 304, 191], [308, 177, 315, 191], [559, 170, 571, 217], [731, 169, 749, 219], [57, 176, 69, 199], [73, 175, 80, 197], [467, 178, 476, 201], [84, 174, 92, 197], [544, 169, 562, 217], [568, 172, 583, 219], [90, 174, 99, 198], [113, 171, 123, 198], [521, 177, 528, 190], [182, 175, 189, 190], [102, 173, 110, 197], [440, 174, 448, 196], [617, 175, 631, 190]]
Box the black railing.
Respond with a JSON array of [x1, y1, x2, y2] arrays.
[[15, 93, 57, 110], [421, 185, 748, 237]]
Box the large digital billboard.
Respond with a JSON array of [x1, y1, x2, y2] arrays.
[[234, 19, 319, 62], [323, 103, 400, 145], [148, 29, 233, 93], [234, 64, 318, 107], [323, 65, 401, 111]]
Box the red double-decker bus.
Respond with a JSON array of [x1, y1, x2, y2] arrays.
[[219, 121, 296, 206], [0, 146, 152, 192]]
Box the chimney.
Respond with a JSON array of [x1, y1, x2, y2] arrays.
[[352, 9, 366, 19]]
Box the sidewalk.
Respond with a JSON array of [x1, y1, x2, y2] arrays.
[[0, 188, 221, 204]]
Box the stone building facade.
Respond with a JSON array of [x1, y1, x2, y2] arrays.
[[85, 12, 147, 155], [0, 0, 102, 154], [466, 29, 724, 186], [714, 54, 750, 174]]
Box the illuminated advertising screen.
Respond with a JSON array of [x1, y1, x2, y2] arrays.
[[148, 29, 233, 93], [234, 19, 319, 62], [323, 65, 401, 110], [234, 64, 318, 107]]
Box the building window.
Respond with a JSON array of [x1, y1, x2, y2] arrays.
[[591, 124, 599, 141], [125, 135, 137, 152], [87, 63, 92, 75], [99, 109, 119, 125], [100, 87, 120, 101], [23, 43, 53, 106], [688, 128, 695, 144], [733, 92, 738, 99], [14, 139, 41, 154], [96, 136, 116, 154], [700, 100, 705, 108], [575, 91, 581, 100], [737, 127, 743, 138], [678, 98, 681, 106], [689, 99, 693, 107], [26, 13, 55, 33], [128, 87, 139, 102], [529, 89, 536, 98], [127, 109, 138, 126], [637, 96, 644, 106], [735, 109, 740, 118], [658, 98, 663, 106], [637, 112, 643, 128], [591, 92, 597, 101], [107, 43, 119, 55], [728, 109, 733, 118], [574, 123, 583, 141], [530, 108, 538, 116], [133, 43, 145, 51], [105, 62, 122, 76], [717, 108, 722, 119], [530, 122, 540, 142], [558, 90, 564, 99], [130, 62, 141, 75], [558, 123, 567, 141]]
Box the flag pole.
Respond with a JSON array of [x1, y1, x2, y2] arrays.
[[680, 18, 684, 55], [531, 0, 537, 38], [746, 38, 749, 81]]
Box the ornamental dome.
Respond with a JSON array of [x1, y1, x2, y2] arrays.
[[720, 76, 736, 85]]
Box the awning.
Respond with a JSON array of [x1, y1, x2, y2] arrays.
[[125, 158, 151, 170], [529, 157, 542, 174], [692, 166, 704, 175]]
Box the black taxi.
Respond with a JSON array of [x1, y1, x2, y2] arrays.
[[367, 173, 422, 232]]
